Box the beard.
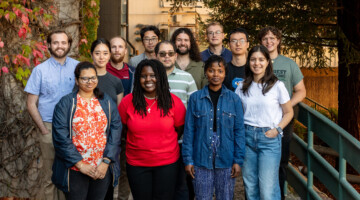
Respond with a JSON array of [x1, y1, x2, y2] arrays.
[[176, 46, 190, 55], [111, 54, 125, 64], [49, 47, 70, 59]]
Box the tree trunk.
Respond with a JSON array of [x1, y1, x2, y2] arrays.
[[337, 0, 360, 139]]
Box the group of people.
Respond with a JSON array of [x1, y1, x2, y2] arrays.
[[25, 22, 306, 200]]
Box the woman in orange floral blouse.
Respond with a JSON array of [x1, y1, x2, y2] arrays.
[[52, 61, 122, 200]]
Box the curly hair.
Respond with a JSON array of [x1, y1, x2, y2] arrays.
[[242, 45, 278, 96], [170, 28, 201, 62], [257, 26, 282, 53], [132, 59, 173, 117]]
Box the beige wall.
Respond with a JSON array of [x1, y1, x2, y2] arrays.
[[127, 0, 210, 59]]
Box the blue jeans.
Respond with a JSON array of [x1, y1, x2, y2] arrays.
[[242, 125, 282, 200]]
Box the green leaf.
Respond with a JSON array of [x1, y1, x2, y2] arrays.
[[0, 9, 4, 18], [17, 67, 24, 76], [43, 13, 53, 20], [0, 1, 9, 9], [15, 72, 23, 81], [24, 68, 31, 78], [9, 11, 16, 23], [21, 45, 32, 57], [22, 80, 27, 87]]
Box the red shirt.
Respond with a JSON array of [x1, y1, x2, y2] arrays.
[[106, 62, 130, 79], [118, 93, 186, 167]]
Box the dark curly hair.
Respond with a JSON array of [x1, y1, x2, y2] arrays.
[[170, 28, 201, 62], [132, 59, 173, 117], [242, 45, 278, 96]]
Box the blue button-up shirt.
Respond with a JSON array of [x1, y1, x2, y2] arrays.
[[182, 85, 245, 169], [201, 47, 232, 63], [25, 57, 79, 122]]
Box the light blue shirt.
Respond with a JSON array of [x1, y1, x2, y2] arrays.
[[25, 57, 79, 122]]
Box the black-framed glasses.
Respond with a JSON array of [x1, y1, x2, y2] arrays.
[[158, 51, 175, 57], [79, 76, 98, 83]]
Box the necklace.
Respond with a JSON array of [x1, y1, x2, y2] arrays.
[[144, 95, 156, 100], [147, 99, 157, 113]]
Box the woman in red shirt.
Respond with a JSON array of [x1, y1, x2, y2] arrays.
[[118, 59, 186, 200]]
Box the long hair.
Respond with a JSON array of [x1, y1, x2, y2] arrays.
[[242, 45, 278, 96], [74, 61, 104, 99], [132, 59, 173, 117], [170, 28, 202, 62], [257, 26, 282, 53]]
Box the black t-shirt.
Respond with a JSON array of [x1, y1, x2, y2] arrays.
[[97, 73, 124, 104], [224, 62, 246, 91], [209, 87, 222, 131], [73, 72, 124, 104]]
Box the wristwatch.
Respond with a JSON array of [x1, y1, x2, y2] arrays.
[[102, 158, 111, 165], [276, 126, 283, 136]]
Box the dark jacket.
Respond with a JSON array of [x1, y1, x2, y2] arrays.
[[182, 85, 245, 169], [51, 91, 122, 192], [126, 63, 135, 96]]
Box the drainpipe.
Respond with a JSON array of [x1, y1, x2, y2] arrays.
[[125, 0, 136, 56]]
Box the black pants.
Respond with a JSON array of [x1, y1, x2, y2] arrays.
[[279, 119, 294, 200], [174, 144, 195, 200], [127, 160, 179, 200], [65, 169, 111, 200]]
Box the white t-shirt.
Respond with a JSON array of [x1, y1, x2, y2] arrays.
[[235, 80, 290, 128]]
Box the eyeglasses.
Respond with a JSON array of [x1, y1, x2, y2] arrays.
[[207, 30, 223, 36], [158, 51, 175, 57], [230, 39, 248, 45], [79, 76, 98, 83], [143, 37, 158, 43]]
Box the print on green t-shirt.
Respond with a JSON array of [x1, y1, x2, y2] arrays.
[[272, 55, 304, 97]]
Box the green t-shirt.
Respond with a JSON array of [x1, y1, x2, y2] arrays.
[[272, 55, 304, 97], [175, 60, 208, 89]]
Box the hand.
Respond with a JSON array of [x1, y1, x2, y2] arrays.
[[265, 128, 278, 138], [231, 164, 241, 178], [185, 164, 195, 179], [40, 127, 49, 135], [78, 163, 97, 179], [95, 162, 109, 179]]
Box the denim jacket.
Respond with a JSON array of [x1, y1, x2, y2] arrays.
[[182, 85, 245, 169], [51, 91, 122, 192]]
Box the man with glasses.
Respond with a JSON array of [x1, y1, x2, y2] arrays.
[[258, 26, 306, 200], [171, 27, 207, 90], [25, 30, 79, 200], [129, 25, 160, 68], [224, 28, 249, 91], [201, 22, 232, 63]]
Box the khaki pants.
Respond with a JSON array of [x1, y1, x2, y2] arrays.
[[36, 122, 65, 200]]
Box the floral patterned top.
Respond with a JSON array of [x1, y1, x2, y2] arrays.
[[71, 94, 108, 171]]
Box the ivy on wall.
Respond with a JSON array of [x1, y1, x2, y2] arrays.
[[79, 0, 100, 60], [0, 0, 55, 85]]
